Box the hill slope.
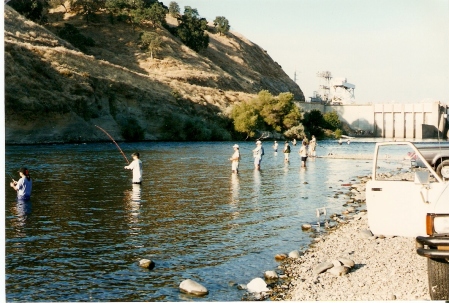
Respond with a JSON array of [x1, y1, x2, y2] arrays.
[[4, 5, 304, 144]]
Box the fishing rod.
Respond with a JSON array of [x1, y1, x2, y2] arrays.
[[95, 125, 130, 164], [7, 172, 15, 182]]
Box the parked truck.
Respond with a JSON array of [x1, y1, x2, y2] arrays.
[[365, 142, 449, 300], [411, 145, 449, 179]]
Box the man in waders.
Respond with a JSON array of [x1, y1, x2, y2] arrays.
[[124, 152, 142, 184]]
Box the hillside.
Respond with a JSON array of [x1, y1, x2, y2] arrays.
[[4, 5, 304, 144]]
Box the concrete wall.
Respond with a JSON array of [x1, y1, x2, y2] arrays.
[[297, 101, 448, 139]]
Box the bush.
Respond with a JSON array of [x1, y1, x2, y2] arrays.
[[58, 23, 95, 52], [334, 129, 343, 139]]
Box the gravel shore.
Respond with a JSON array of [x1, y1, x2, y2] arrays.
[[270, 179, 431, 301]]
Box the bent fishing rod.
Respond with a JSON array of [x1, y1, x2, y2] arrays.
[[95, 125, 130, 164]]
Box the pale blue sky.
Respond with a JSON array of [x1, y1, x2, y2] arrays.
[[173, 0, 449, 104]]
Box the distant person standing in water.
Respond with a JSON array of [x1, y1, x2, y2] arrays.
[[292, 138, 297, 146], [252, 140, 264, 170], [338, 138, 343, 145], [283, 141, 291, 162], [309, 135, 317, 157], [229, 144, 240, 174], [124, 152, 142, 184], [273, 141, 278, 153], [10, 167, 32, 200], [299, 140, 308, 167]]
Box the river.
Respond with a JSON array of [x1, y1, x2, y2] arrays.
[[4, 139, 439, 301]]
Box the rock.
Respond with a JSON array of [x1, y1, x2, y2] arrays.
[[247, 277, 270, 293], [301, 223, 312, 231], [275, 253, 288, 261], [328, 265, 349, 276], [288, 250, 302, 259], [389, 294, 397, 300], [331, 259, 341, 267], [264, 270, 278, 279], [237, 284, 247, 290], [313, 262, 334, 275], [360, 229, 373, 238], [179, 279, 208, 296], [139, 259, 155, 269], [338, 257, 355, 268]]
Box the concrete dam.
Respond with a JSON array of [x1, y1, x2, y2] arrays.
[[298, 101, 449, 139]]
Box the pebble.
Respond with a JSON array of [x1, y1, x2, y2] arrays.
[[264, 270, 278, 279], [288, 250, 302, 259], [327, 265, 349, 276]]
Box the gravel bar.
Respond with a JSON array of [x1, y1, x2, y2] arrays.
[[270, 181, 431, 301]]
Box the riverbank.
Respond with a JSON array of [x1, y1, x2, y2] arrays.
[[270, 178, 431, 301]]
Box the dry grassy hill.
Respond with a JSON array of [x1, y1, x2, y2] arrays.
[[4, 5, 304, 144]]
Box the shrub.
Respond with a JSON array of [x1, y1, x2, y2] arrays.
[[58, 23, 95, 52]]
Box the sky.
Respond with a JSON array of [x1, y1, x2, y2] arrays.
[[173, 0, 449, 104]]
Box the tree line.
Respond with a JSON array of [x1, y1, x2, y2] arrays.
[[7, 0, 231, 54], [231, 90, 342, 140]]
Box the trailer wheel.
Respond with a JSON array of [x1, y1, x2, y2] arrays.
[[427, 257, 449, 300], [436, 160, 449, 179]]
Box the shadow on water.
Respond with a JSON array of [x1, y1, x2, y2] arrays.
[[4, 140, 409, 301]]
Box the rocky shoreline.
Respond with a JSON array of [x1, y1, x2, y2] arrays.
[[268, 175, 431, 301]]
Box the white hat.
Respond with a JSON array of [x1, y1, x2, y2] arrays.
[[256, 140, 262, 145], [233, 144, 239, 148]]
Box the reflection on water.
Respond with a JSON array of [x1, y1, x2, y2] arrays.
[[5, 140, 432, 301]]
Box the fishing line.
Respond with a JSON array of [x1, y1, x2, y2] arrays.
[[95, 125, 130, 164]]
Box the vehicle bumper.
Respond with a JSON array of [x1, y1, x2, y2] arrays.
[[416, 236, 449, 259]]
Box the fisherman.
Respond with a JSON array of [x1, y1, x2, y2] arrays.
[[338, 138, 343, 145], [124, 152, 143, 184], [252, 140, 264, 170], [309, 135, 317, 157], [292, 138, 297, 146], [229, 144, 240, 174], [273, 141, 278, 153], [10, 167, 32, 200], [283, 141, 291, 162], [299, 140, 308, 167]]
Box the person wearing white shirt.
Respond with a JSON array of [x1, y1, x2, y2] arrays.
[[124, 152, 143, 184]]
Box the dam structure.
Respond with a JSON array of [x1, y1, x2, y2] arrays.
[[298, 101, 449, 139], [299, 71, 448, 139]]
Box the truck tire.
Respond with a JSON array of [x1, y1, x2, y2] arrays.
[[427, 257, 449, 300], [436, 160, 449, 179]]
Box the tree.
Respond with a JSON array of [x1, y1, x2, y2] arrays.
[[70, 0, 106, 22], [230, 90, 303, 139], [58, 23, 95, 52], [323, 110, 341, 130], [168, 1, 179, 17], [231, 101, 264, 139], [140, 31, 162, 59], [213, 16, 230, 36], [302, 109, 325, 137], [175, 6, 209, 52], [7, 0, 49, 23], [146, 2, 167, 27]]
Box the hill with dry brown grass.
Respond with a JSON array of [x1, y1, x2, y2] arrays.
[[4, 5, 304, 144]]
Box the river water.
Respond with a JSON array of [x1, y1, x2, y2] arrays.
[[5, 139, 438, 301]]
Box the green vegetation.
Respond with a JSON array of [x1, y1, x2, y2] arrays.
[[168, 1, 180, 18], [213, 16, 230, 36], [231, 90, 304, 139], [230, 92, 343, 140], [323, 110, 341, 130], [175, 6, 209, 52], [334, 128, 343, 139], [8, 0, 48, 23], [58, 23, 95, 52], [140, 31, 162, 59]]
